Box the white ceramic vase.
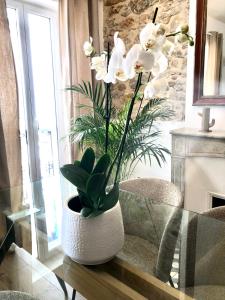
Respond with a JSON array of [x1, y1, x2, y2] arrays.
[[62, 197, 124, 265]]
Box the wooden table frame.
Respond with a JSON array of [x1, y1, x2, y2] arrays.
[[0, 210, 193, 299], [0, 223, 192, 300], [55, 256, 193, 300]]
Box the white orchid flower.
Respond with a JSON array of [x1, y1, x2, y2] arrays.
[[83, 37, 94, 56], [104, 32, 128, 83], [91, 54, 106, 70], [124, 44, 155, 79], [96, 69, 107, 80], [151, 52, 168, 77], [144, 77, 167, 99], [104, 51, 127, 83], [113, 31, 126, 55], [91, 53, 107, 81], [140, 23, 166, 53]]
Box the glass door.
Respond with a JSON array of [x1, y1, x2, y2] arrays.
[[7, 3, 60, 186], [26, 11, 59, 179], [7, 1, 62, 253]]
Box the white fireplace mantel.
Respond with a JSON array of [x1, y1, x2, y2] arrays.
[[170, 128, 225, 211]]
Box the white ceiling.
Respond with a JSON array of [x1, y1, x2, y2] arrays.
[[208, 0, 225, 23]]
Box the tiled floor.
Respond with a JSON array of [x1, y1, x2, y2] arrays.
[[0, 246, 85, 300]]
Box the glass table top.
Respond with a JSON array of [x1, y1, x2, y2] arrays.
[[0, 175, 225, 299]]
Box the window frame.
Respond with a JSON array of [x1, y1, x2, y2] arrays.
[[7, 0, 63, 256], [7, 0, 62, 181]]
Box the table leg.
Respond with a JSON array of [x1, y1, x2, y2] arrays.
[[55, 274, 68, 298], [0, 218, 15, 264], [72, 289, 76, 300], [169, 275, 175, 288]]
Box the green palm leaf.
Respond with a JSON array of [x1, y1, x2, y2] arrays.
[[68, 80, 174, 179], [66, 81, 105, 108]]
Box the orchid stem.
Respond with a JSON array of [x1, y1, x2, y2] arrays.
[[166, 31, 181, 38], [137, 72, 152, 116], [153, 7, 158, 23], [137, 95, 144, 117], [113, 73, 143, 184], [105, 83, 110, 153], [105, 74, 143, 186], [105, 42, 111, 154]]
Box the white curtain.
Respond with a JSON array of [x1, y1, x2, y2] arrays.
[[204, 31, 223, 96], [0, 0, 24, 243], [0, 0, 22, 203]]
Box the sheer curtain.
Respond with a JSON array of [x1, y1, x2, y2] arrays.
[[59, 0, 103, 161], [204, 31, 223, 96], [0, 0, 23, 240], [0, 0, 22, 201]]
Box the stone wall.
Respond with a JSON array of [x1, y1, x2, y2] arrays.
[[103, 0, 189, 120]]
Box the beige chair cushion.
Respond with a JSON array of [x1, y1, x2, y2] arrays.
[[184, 285, 225, 300], [0, 291, 38, 300], [119, 178, 183, 283], [120, 178, 183, 207], [202, 206, 225, 222], [180, 207, 225, 288], [117, 234, 158, 274], [120, 177, 182, 244], [194, 239, 225, 286]]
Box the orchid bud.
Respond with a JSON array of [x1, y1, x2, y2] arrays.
[[180, 24, 189, 34], [156, 24, 166, 36], [176, 33, 189, 43], [83, 37, 94, 57], [162, 40, 174, 56], [144, 78, 167, 99]]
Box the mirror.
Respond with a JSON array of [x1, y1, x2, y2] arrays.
[[193, 0, 225, 105]]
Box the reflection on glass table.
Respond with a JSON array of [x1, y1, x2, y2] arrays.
[[0, 175, 225, 300]]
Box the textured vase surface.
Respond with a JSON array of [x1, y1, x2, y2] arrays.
[[62, 198, 124, 265], [0, 291, 38, 300]]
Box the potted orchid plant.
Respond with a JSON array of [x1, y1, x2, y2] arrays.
[[61, 8, 194, 265]]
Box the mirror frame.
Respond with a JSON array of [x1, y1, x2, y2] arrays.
[[193, 0, 225, 105]]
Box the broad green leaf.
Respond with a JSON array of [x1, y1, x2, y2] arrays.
[[78, 190, 93, 208], [87, 210, 103, 218], [81, 207, 93, 217], [60, 164, 89, 192], [92, 154, 111, 174], [86, 173, 106, 205], [100, 184, 119, 211], [74, 160, 81, 167], [80, 147, 95, 173]]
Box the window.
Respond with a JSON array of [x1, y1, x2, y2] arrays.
[[7, 0, 60, 185], [7, 0, 62, 251]]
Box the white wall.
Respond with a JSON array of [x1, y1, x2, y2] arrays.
[[133, 120, 184, 180], [185, 157, 225, 212]]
